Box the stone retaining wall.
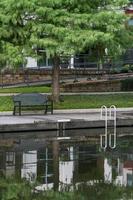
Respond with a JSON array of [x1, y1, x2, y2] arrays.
[[0, 70, 52, 85], [61, 80, 122, 92], [0, 68, 107, 86], [0, 68, 133, 91]]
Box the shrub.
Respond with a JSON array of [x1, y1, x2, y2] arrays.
[[109, 68, 120, 74], [121, 78, 133, 91], [120, 67, 129, 73], [129, 65, 133, 72]]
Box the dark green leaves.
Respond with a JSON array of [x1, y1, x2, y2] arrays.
[[0, 0, 132, 65]]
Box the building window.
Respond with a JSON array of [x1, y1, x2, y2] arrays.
[[37, 50, 53, 68]]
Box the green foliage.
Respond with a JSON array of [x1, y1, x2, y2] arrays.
[[121, 78, 133, 91], [78, 182, 133, 200], [0, 0, 132, 62], [31, 1, 129, 55], [1, 178, 133, 200], [120, 66, 129, 73], [0, 178, 84, 200], [0, 178, 33, 200], [0, 0, 34, 68], [0, 43, 25, 69], [109, 68, 121, 74], [29, 0, 131, 58]]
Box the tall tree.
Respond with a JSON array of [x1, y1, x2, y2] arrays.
[[0, 0, 132, 101]]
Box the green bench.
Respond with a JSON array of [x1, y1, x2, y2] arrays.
[[13, 93, 53, 115]]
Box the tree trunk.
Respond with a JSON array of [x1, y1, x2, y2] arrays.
[[52, 56, 60, 102], [97, 46, 105, 70], [52, 140, 59, 191]]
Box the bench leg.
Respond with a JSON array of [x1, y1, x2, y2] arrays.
[[51, 102, 53, 114], [19, 106, 21, 116], [13, 106, 16, 115], [44, 105, 47, 114]]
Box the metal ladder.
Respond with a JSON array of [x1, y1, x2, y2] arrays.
[[100, 105, 117, 150]]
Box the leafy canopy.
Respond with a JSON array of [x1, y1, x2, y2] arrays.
[[0, 0, 132, 63], [30, 0, 131, 57]]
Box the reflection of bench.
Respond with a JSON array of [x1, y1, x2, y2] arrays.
[[13, 93, 53, 115]]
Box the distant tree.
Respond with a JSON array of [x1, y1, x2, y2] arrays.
[[0, 0, 132, 101]]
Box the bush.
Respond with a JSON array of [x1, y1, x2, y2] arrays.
[[121, 78, 133, 91], [129, 65, 133, 72], [110, 65, 133, 74], [120, 67, 129, 73], [109, 68, 121, 74]]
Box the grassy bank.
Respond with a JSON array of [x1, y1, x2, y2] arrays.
[[0, 93, 133, 111]]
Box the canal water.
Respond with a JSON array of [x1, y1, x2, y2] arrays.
[[0, 129, 133, 190]]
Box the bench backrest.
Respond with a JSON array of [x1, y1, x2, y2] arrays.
[[13, 93, 48, 106]]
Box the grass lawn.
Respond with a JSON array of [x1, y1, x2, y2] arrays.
[[0, 93, 133, 111], [56, 93, 133, 109], [0, 85, 51, 93]]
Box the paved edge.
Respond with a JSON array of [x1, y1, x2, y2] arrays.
[[0, 107, 133, 115]]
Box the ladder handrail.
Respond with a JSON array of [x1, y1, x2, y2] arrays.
[[100, 105, 117, 150], [100, 105, 107, 120], [109, 105, 116, 149], [100, 105, 108, 150], [100, 134, 107, 150], [109, 134, 116, 149], [109, 105, 116, 120]]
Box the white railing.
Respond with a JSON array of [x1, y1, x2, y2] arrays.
[[100, 105, 117, 150], [109, 105, 116, 149], [100, 105, 108, 150]]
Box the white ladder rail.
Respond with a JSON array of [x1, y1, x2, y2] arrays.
[[109, 105, 117, 149], [100, 105, 108, 150], [100, 105, 117, 150]]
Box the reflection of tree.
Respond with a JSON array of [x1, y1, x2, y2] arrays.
[[112, 159, 118, 181], [60, 147, 70, 161], [77, 157, 104, 182], [53, 140, 59, 191]]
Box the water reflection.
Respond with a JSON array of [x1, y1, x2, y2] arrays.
[[0, 135, 133, 190]]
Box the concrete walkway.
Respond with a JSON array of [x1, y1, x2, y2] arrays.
[[0, 91, 133, 96], [0, 109, 102, 124], [0, 107, 132, 124]]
